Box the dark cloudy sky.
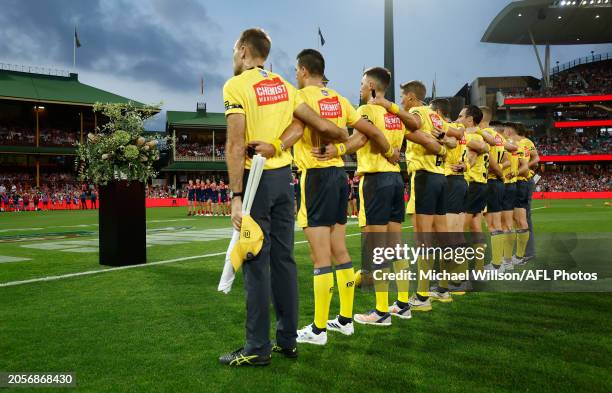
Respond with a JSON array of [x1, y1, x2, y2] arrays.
[[2, 0, 610, 130]]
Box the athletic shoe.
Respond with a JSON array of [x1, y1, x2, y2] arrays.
[[272, 344, 298, 359], [354, 310, 392, 326], [448, 281, 470, 295], [522, 255, 536, 262], [388, 301, 412, 319], [511, 255, 525, 266], [219, 348, 271, 367], [296, 324, 327, 346], [429, 289, 453, 303], [327, 316, 354, 335], [501, 260, 514, 271], [408, 295, 432, 312]]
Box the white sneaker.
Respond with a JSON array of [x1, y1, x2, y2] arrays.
[[326, 316, 354, 335], [501, 260, 514, 272], [354, 310, 392, 326], [296, 324, 327, 345], [511, 255, 524, 266], [429, 289, 453, 303], [408, 295, 432, 312], [388, 301, 412, 319]]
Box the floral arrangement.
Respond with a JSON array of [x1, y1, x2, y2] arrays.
[[75, 102, 165, 185]]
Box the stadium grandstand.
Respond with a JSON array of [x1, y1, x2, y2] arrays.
[[472, 0, 612, 197], [0, 65, 161, 211]]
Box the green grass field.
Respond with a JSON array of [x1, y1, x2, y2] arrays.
[[1, 199, 612, 393]]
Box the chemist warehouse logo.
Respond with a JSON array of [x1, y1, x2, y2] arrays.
[[318, 97, 342, 119], [384, 113, 403, 130], [253, 77, 289, 106]]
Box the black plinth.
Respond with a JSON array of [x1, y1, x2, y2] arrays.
[[98, 180, 146, 266]]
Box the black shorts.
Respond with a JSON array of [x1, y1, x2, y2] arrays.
[[298, 167, 348, 228], [515, 180, 529, 209], [445, 175, 467, 214], [359, 172, 404, 226], [486, 179, 505, 213], [503, 183, 516, 211], [465, 182, 487, 214], [414, 170, 447, 215], [188, 192, 195, 201], [220, 194, 228, 203]]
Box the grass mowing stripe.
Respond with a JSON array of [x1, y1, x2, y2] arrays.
[[0, 226, 414, 288]]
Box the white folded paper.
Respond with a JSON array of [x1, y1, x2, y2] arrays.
[[217, 154, 266, 294]]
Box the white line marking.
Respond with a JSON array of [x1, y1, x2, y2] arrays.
[[0, 256, 32, 264], [531, 207, 546, 211], [0, 224, 413, 287], [0, 228, 44, 233]]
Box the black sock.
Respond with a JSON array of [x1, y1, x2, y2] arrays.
[[417, 293, 429, 302], [311, 324, 327, 334], [437, 287, 448, 293], [396, 300, 409, 309], [338, 315, 352, 325], [375, 309, 387, 317]]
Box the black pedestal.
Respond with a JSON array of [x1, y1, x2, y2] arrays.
[[98, 181, 146, 266]]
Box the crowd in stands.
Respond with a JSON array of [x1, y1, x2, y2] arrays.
[[535, 129, 611, 155], [0, 126, 79, 146], [549, 61, 612, 96], [504, 58, 612, 98], [0, 125, 34, 145], [553, 109, 609, 121], [175, 142, 225, 159], [537, 167, 611, 192]]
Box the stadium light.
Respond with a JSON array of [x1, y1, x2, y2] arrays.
[[559, 0, 565, 5], [558, 15, 563, 19], [518, 12, 522, 16], [596, 14, 600, 18]]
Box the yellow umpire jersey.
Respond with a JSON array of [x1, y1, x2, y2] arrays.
[[223, 67, 303, 170], [355, 104, 405, 175], [444, 122, 467, 176], [294, 85, 360, 171], [480, 127, 507, 181], [408, 105, 447, 175], [465, 132, 488, 184], [516, 137, 532, 181]]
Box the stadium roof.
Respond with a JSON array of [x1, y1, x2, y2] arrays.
[[0, 69, 147, 107], [166, 110, 226, 129], [482, 0, 612, 45]]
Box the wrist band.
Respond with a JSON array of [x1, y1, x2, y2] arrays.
[[335, 143, 347, 157], [384, 146, 395, 158], [231, 192, 243, 199], [272, 139, 283, 156], [389, 103, 400, 114]]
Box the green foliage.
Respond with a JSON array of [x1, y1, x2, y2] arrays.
[[75, 102, 166, 185]]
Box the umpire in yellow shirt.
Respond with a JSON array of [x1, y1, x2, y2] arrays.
[[221, 28, 348, 366]]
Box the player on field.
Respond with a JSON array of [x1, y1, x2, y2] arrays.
[[341, 71, 448, 321], [219, 28, 349, 366], [370, 81, 463, 311], [479, 115, 518, 271], [457, 106, 490, 278], [511, 123, 539, 266], [427, 99, 468, 297], [187, 180, 195, 216], [194, 179, 202, 216], [499, 123, 520, 266], [292, 50, 395, 344], [218, 180, 229, 216], [210, 181, 219, 216], [521, 126, 539, 262]]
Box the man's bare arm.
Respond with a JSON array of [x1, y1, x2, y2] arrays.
[[488, 154, 503, 178], [294, 103, 348, 142], [406, 130, 443, 155], [467, 139, 489, 154], [351, 118, 390, 153], [528, 149, 540, 169], [518, 158, 529, 177], [226, 114, 246, 193]]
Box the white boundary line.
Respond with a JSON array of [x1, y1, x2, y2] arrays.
[[0, 226, 415, 288]]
